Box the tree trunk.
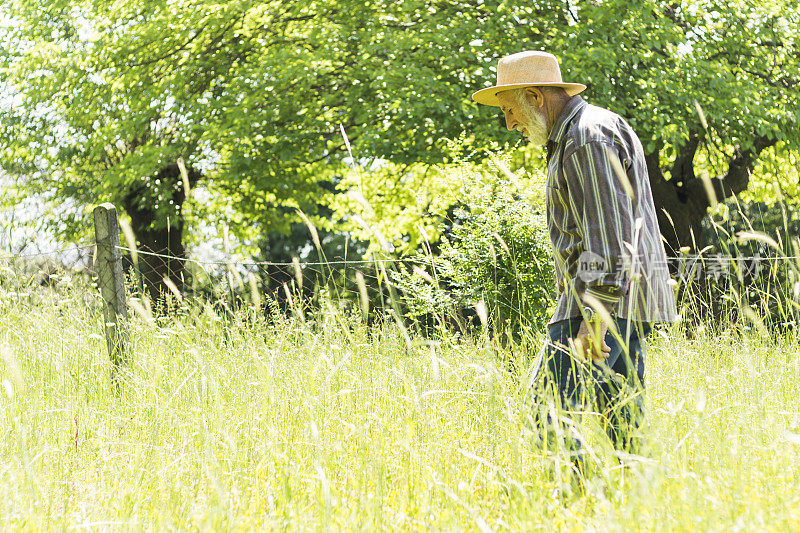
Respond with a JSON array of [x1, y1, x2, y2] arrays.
[[646, 134, 776, 257], [645, 136, 777, 329], [646, 149, 707, 257], [120, 162, 201, 299]]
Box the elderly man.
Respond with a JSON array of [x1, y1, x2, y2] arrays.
[[473, 51, 678, 462]]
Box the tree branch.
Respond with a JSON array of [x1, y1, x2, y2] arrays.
[[644, 148, 666, 184], [741, 67, 799, 89], [118, 21, 212, 69], [669, 130, 700, 186], [684, 135, 778, 209]]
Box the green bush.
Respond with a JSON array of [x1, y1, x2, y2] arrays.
[[395, 158, 555, 335]]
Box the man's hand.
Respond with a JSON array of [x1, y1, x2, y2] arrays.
[[573, 319, 611, 362]]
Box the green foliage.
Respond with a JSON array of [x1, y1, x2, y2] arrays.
[[557, 0, 799, 154], [330, 0, 800, 259], [395, 156, 554, 333], [739, 144, 800, 208], [2, 0, 798, 303], [0, 0, 535, 242], [2, 1, 797, 232]]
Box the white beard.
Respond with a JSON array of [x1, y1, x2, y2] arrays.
[[523, 112, 549, 146], [514, 92, 549, 146]]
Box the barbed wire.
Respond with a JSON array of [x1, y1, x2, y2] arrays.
[[677, 255, 800, 261], [0, 243, 95, 261], [1, 242, 800, 268], [113, 245, 800, 268], [672, 255, 800, 261], [114, 245, 434, 267]]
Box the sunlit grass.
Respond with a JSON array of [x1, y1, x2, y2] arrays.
[[0, 278, 799, 531]]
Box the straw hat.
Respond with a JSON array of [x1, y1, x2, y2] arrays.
[[472, 51, 586, 107]]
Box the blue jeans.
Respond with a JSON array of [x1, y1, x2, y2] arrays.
[[532, 316, 652, 453]]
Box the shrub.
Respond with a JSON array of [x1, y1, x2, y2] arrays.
[[395, 157, 555, 335]]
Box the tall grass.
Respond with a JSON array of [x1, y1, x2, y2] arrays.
[[0, 269, 799, 531]]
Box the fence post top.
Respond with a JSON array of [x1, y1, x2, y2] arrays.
[[94, 203, 117, 214]]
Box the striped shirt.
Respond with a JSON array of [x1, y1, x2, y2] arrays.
[[545, 95, 679, 325]]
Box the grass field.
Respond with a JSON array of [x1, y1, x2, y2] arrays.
[[1, 278, 799, 531]]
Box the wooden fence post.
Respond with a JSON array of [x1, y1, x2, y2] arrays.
[[93, 203, 129, 373]]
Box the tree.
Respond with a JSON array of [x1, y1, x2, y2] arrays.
[[0, 0, 550, 295], [0, 0, 256, 294], [2, 0, 797, 302], [341, 0, 800, 259], [548, 0, 799, 254]]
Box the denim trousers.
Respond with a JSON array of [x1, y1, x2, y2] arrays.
[[531, 316, 652, 453]]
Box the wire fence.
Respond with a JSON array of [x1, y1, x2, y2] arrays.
[[0, 243, 95, 261], [2, 241, 799, 285], [2, 239, 799, 325], [114, 245, 435, 267]]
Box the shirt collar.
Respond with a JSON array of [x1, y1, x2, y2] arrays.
[[548, 95, 586, 145]]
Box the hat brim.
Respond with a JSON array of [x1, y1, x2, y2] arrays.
[[472, 82, 587, 107]]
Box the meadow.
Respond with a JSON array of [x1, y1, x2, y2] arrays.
[[1, 275, 799, 531]]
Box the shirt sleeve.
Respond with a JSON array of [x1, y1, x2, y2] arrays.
[[563, 140, 636, 311]]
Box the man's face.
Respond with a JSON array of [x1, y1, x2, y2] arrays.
[[497, 89, 549, 146]]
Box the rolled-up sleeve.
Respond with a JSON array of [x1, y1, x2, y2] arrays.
[[563, 140, 635, 311]]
